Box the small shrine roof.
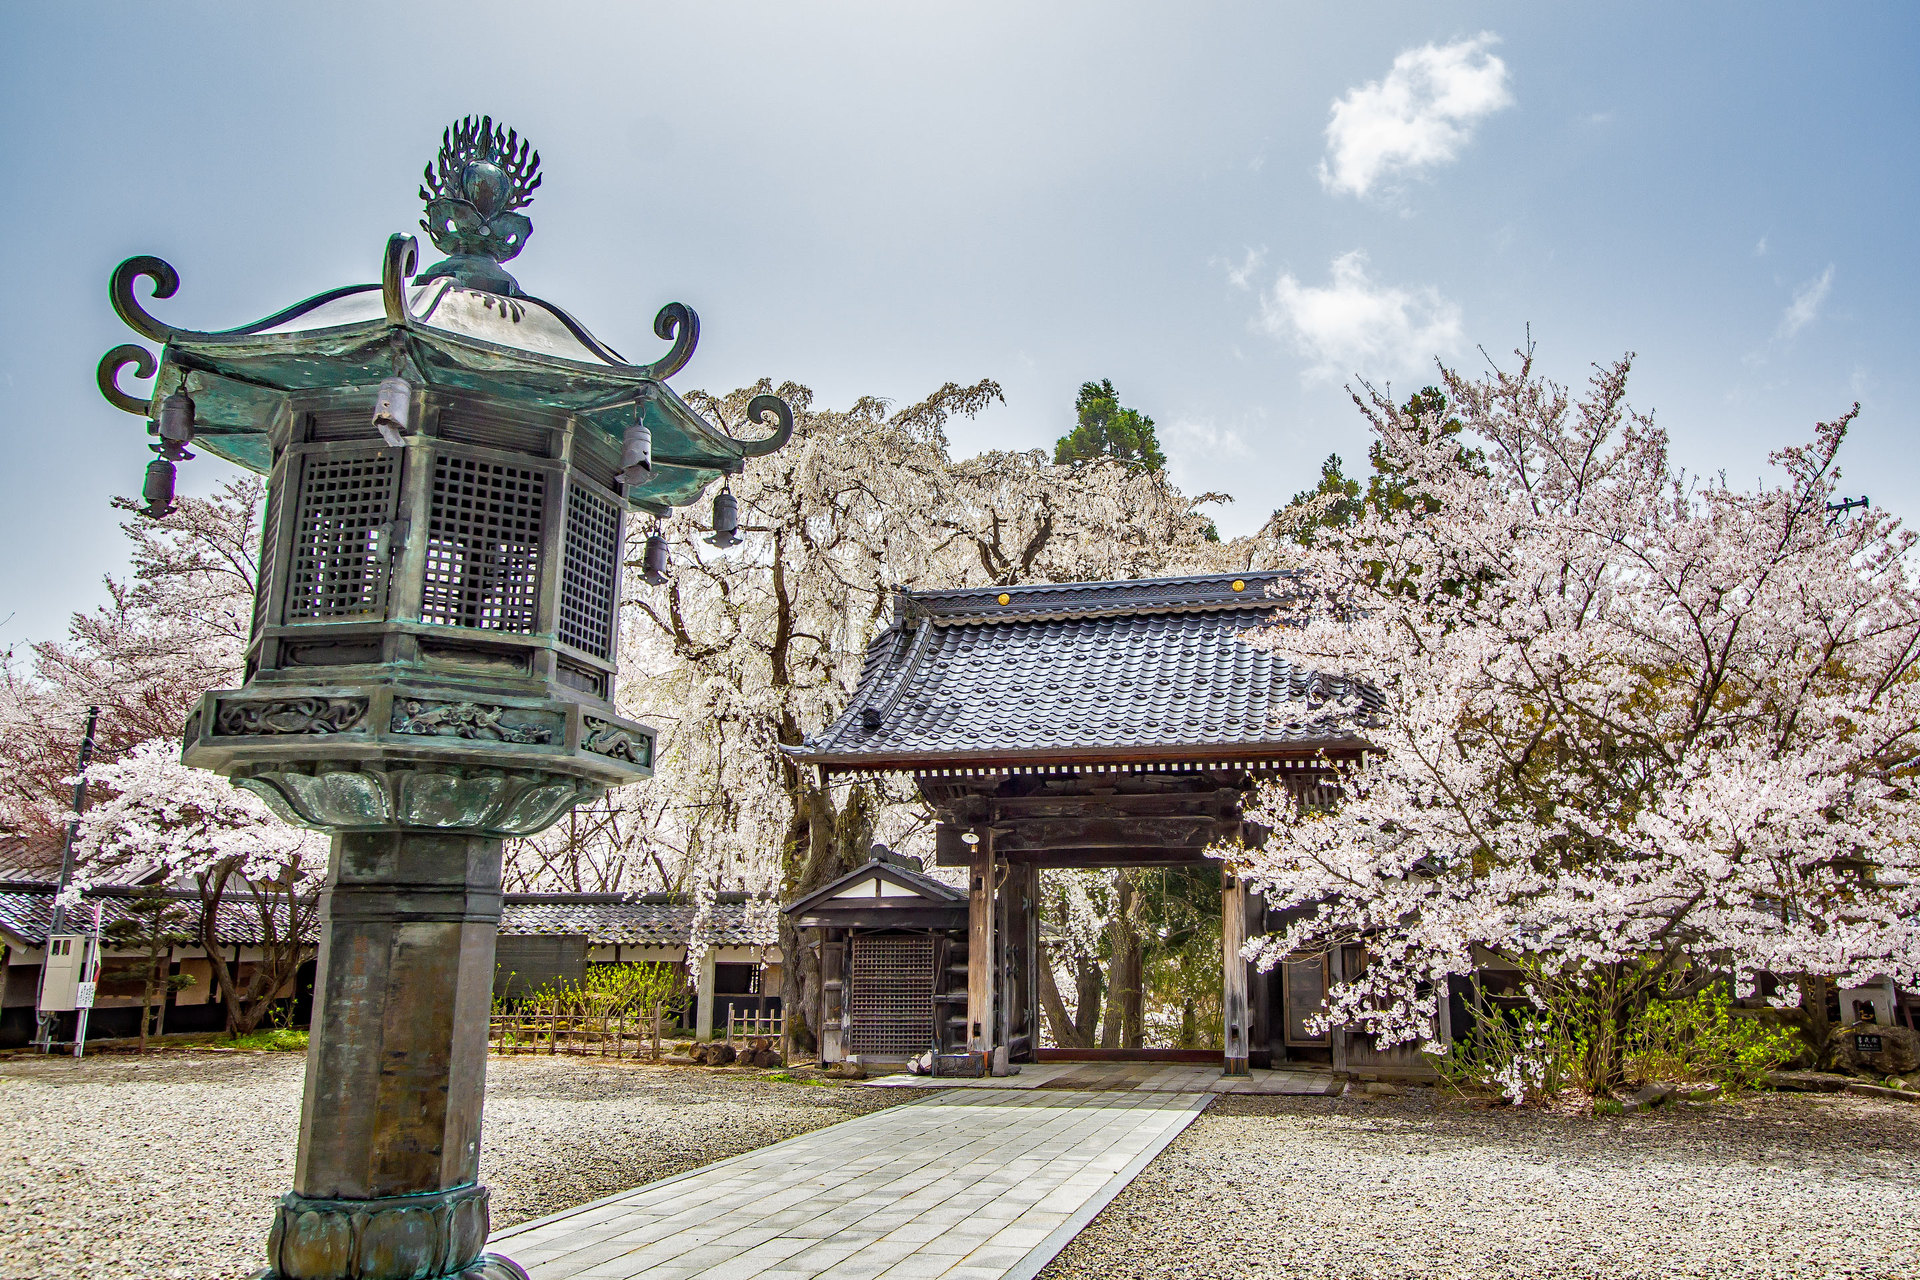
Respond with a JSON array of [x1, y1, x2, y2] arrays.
[[783, 854, 968, 930], [787, 571, 1373, 776]]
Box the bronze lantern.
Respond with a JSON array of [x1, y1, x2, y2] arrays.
[[96, 116, 790, 1280]]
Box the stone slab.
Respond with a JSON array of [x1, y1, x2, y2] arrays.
[[490, 1089, 1208, 1280]]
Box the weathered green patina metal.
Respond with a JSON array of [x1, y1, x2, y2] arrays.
[[96, 117, 787, 1280], [97, 246, 787, 516]]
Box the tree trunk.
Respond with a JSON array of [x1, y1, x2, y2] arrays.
[[778, 778, 874, 1061], [1793, 974, 1836, 1066], [1100, 873, 1142, 1049], [198, 859, 316, 1038], [138, 962, 157, 1053], [1073, 956, 1102, 1045], [1121, 942, 1145, 1049], [1037, 946, 1083, 1047]]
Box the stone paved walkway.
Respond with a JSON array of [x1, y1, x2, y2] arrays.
[[861, 1061, 1340, 1094], [490, 1088, 1209, 1280]]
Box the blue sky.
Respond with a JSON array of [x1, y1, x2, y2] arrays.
[[2, 3, 1914, 647]]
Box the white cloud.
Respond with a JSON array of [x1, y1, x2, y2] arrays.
[[1320, 34, 1513, 198], [1753, 236, 1769, 257], [1257, 250, 1462, 382], [1777, 265, 1833, 339], [1223, 247, 1267, 291], [1165, 418, 1251, 459]]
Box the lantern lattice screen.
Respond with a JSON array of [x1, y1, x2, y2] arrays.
[[252, 478, 284, 642], [283, 452, 399, 622], [558, 482, 621, 659], [847, 935, 935, 1057], [421, 453, 546, 632]]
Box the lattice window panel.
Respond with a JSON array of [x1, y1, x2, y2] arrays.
[[282, 452, 398, 622], [421, 453, 547, 632], [251, 478, 283, 642], [558, 482, 621, 659], [847, 935, 935, 1057]]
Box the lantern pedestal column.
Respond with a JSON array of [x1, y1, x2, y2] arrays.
[[265, 830, 523, 1280]]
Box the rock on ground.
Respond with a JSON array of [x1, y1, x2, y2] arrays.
[[0, 1052, 901, 1280], [1041, 1089, 1920, 1280]]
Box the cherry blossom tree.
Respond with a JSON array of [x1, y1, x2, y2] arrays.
[[0, 479, 260, 838], [1231, 345, 1920, 1091], [619, 378, 1230, 1048], [75, 739, 326, 1035], [0, 480, 329, 1035]]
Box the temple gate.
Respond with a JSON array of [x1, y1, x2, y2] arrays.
[[786, 571, 1407, 1077]]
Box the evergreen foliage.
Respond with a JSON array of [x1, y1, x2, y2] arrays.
[[1055, 379, 1167, 471]]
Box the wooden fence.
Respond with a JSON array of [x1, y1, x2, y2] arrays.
[[726, 1007, 784, 1047], [488, 1011, 666, 1059]]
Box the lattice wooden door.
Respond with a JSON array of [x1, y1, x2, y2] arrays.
[[847, 935, 935, 1057]]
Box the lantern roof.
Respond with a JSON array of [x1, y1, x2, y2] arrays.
[[98, 115, 790, 515]]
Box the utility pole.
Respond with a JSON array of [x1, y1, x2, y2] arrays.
[[34, 704, 100, 1052], [1827, 495, 1870, 522]]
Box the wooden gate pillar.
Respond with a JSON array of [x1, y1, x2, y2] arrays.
[[966, 832, 995, 1066], [1222, 868, 1250, 1076]]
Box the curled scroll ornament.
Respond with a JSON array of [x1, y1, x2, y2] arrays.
[[736, 393, 795, 457], [110, 254, 380, 347], [382, 233, 419, 326], [644, 302, 699, 380], [96, 344, 157, 416]]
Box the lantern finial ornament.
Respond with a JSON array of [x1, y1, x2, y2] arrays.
[[416, 115, 543, 297]]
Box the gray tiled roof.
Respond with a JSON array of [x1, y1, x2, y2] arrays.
[[498, 894, 775, 948], [0, 881, 313, 948], [0, 834, 161, 886], [0, 883, 773, 951], [789, 571, 1370, 773]]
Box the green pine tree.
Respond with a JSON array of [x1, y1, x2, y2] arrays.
[[1278, 385, 1473, 542], [1055, 379, 1167, 471]]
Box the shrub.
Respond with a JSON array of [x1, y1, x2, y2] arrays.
[[227, 1028, 308, 1052], [1626, 984, 1803, 1094], [1428, 966, 1802, 1104]]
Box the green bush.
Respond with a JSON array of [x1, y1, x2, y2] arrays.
[[227, 1028, 309, 1052], [1626, 984, 1802, 1093], [1428, 968, 1803, 1104]]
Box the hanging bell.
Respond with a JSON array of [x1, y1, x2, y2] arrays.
[[158, 390, 195, 456], [619, 418, 653, 488], [706, 488, 740, 548], [142, 456, 177, 519], [372, 376, 413, 449], [641, 530, 670, 584]]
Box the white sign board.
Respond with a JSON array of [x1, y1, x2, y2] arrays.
[[74, 981, 96, 1010]]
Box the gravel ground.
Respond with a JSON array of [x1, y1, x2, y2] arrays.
[[0, 1051, 902, 1280], [1043, 1088, 1920, 1280]]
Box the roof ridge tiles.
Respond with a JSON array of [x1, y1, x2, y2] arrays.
[[899, 569, 1296, 626]]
